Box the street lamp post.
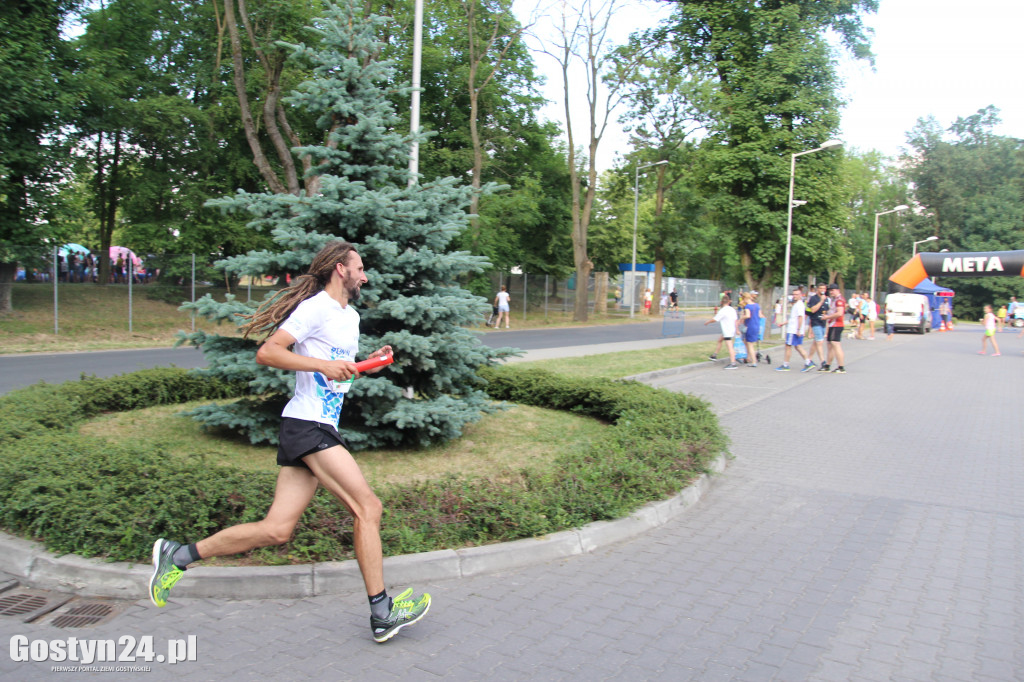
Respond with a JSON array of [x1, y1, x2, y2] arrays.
[[630, 159, 669, 318], [871, 204, 909, 303], [912, 235, 939, 256], [782, 139, 842, 332]]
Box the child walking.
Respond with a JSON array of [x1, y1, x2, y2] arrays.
[[979, 305, 1001, 356]]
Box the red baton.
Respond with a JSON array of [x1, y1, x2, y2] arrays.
[[354, 353, 393, 373]]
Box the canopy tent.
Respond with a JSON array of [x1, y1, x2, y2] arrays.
[[911, 278, 954, 297], [59, 243, 90, 258], [109, 246, 143, 268], [891, 278, 954, 330]]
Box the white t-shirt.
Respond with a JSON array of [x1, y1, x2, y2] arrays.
[[496, 290, 511, 311], [278, 290, 360, 427], [714, 305, 738, 338], [786, 300, 806, 335]]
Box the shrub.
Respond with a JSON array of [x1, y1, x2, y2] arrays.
[[0, 365, 727, 563]]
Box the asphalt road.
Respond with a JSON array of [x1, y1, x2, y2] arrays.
[[0, 318, 714, 395], [0, 346, 209, 395]]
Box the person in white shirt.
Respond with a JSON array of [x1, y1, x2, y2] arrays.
[[494, 285, 511, 329], [704, 294, 740, 369], [148, 240, 430, 643], [775, 288, 814, 372]]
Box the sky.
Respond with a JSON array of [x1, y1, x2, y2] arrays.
[[518, 0, 1024, 171]]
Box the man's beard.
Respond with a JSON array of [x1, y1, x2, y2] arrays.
[[346, 281, 361, 302]]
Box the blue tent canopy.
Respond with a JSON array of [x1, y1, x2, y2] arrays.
[[910, 278, 954, 329], [912, 278, 954, 296]]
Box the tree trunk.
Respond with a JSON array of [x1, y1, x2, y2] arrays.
[[0, 262, 15, 314], [225, 0, 286, 194], [594, 271, 608, 314], [467, 58, 483, 251], [261, 59, 300, 195], [651, 259, 664, 316]]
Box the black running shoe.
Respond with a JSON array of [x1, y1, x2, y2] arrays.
[[371, 589, 431, 643]]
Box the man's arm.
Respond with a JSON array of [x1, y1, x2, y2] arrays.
[[256, 328, 358, 382]]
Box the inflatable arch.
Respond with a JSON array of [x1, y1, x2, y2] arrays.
[[889, 250, 1024, 291]]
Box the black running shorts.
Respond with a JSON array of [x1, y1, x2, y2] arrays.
[[276, 417, 347, 468]]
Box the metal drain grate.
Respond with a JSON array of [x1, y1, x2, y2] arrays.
[[49, 601, 123, 629], [0, 590, 71, 622], [0, 593, 48, 616]]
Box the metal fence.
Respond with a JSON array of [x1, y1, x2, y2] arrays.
[[10, 246, 731, 334], [487, 270, 729, 320]]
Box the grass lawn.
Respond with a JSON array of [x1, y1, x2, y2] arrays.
[[0, 283, 244, 353], [78, 400, 608, 485]]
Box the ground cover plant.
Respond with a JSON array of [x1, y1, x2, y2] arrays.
[[0, 364, 726, 565]]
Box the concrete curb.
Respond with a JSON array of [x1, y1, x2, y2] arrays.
[[0, 454, 727, 600]]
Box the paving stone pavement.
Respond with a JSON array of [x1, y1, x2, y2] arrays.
[[3, 326, 1023, 681]]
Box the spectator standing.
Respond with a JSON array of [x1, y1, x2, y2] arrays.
[[669, 289, 678, 310], [862, 293, 878, 339], [704, 294, 739, 369], [885, 301, 897, 340], [979, 305, 1001, 355], [1007, 296, 1018, 328], [848, 293, 862, 338], [805, 283, 829, 367], [939, 300, 951, 330], [775, 287, 813, 372], [821, 283, 847, 373], [741, 291, 763, 367]]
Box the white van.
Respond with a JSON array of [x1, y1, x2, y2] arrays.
[[885, 293, 931, 334]]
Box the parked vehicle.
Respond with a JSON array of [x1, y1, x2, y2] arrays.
[[885, 293, 931, 334]]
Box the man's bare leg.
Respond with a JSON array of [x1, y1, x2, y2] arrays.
[[194, 467, 319, 558], [303, 445, 385, 596]]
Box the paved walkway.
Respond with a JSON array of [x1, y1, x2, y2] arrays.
[[4, 326, 1023, 680]]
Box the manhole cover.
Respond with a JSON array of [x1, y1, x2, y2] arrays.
[[48, 600, 126, 629], [0, 590, 71, 622]]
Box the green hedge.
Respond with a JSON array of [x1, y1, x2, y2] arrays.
[[0, 366, 727, 564]]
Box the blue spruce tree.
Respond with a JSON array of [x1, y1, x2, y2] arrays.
[[181, 0, 506, 450]]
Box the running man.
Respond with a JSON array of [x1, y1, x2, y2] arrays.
[[148, 240, 430, 643]]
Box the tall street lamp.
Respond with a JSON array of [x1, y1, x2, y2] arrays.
[[912, 235, 939, 256], [782, 139, 842, 330], [630, 159, 669, 318], [871, 204, 909, 303]]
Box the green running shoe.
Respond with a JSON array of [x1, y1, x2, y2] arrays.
[[370, 589, 431, 643], [149, 538, 185, 607]]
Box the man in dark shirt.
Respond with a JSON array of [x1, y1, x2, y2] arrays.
[[805, 282, 829, 371]]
